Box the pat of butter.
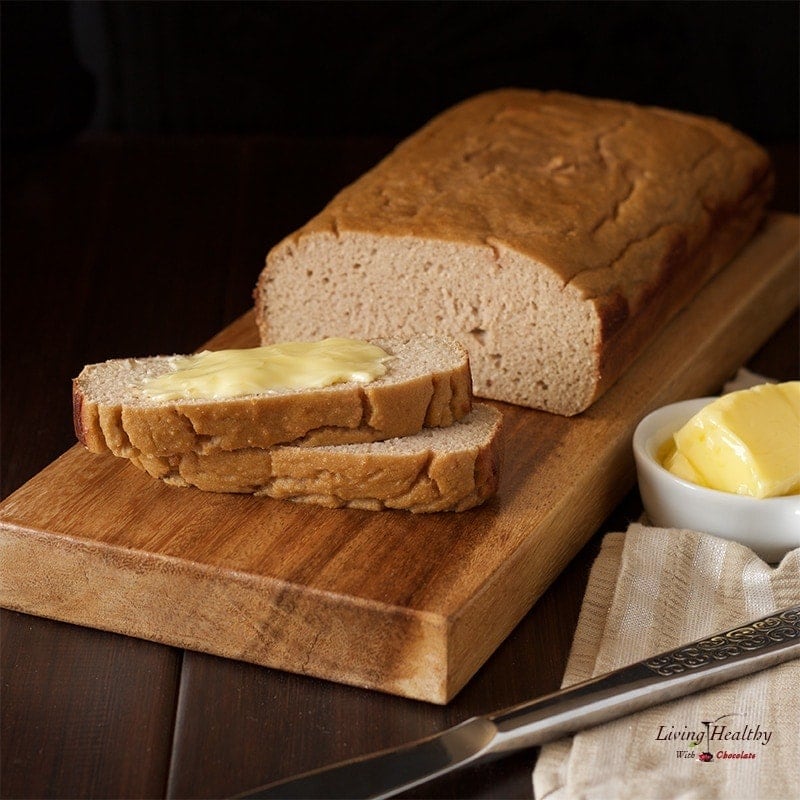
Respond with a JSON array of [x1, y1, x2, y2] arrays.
[[662, 381, 800, 498], [141, 338, 392, 401]]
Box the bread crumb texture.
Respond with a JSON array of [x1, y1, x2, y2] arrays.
[[256, 89, 771, 414]]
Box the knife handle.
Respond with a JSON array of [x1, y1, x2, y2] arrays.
[[486, 605, 800, 754]]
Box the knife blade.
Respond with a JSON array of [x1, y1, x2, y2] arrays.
[[236, 605, 800, 800]]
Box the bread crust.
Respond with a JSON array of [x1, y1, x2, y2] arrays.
[[254, 89, 773, 415], [127, 404, 504, 513], [73, 335, 472, 457], [589, 168, 774, 409]]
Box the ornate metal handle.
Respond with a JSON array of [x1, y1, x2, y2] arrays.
[[490, 605, 800, 751], [644, 607, 800, 676]]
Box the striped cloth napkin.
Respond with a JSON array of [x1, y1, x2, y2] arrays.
[[532, 524, 800, 800]]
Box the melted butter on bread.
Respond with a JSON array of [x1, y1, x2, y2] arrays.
[[141, 338, 392, 400]]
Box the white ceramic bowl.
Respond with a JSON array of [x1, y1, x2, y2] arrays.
[[633, 397, 800, 563]]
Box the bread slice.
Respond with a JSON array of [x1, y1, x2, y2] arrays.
[[254, 89, 773, 415], [73, 334, 472, 457], [128, 404, 504, 513]]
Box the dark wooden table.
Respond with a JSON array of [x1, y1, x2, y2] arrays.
[[2, 136, 797, 799]]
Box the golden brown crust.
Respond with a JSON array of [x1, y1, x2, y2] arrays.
[[254, 89, 772, 414], [589, 168, 774, 409], [128, 404, 504, 513], [72, 385, 89, 447], [282, 89, 771, 296]]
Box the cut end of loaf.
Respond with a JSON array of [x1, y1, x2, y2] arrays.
[[255, 89, 772, 416], [256, 232, 601, 415]]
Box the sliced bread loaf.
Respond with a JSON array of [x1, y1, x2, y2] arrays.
[[254, 89, 773, 415], [73, 334, 472, 457], [128, 403, 504, 513]]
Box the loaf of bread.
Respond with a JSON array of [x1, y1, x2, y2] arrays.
[[73, 334, 472, 457], [254, 89, 773, 415], [128, 403, 504, 513]]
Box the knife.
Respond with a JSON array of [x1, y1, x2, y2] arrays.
[[237, 605, 800, 800]]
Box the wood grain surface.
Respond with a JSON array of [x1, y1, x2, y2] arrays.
[[2, 213, 797, 705]]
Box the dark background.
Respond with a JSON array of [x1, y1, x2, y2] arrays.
[[3, 0, 799, 149]]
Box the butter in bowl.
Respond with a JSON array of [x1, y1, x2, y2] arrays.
[[633, 382, 800, 563]]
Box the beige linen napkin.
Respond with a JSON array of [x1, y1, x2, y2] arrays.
[[533, 523, 800, 800]]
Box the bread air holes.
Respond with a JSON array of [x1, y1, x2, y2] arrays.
[[469, 327, 487, 346], [426, 261, 448, 275], [305, 268, 330, 284]]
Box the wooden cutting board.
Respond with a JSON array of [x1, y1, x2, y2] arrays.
[[1, 213, 797, 704]]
